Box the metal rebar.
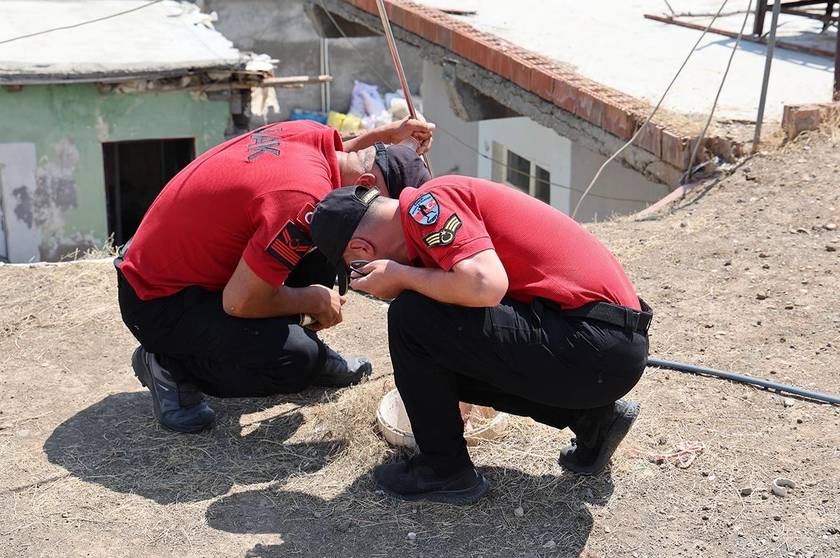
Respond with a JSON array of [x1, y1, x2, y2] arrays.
[[647, 357, 840, 405], [752, 0, 783, 152], [373, 0, 432, 174]]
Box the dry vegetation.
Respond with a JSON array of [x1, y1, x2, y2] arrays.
[[1, 131, 839, 557]]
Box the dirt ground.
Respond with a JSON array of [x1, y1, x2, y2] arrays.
[[1, 131, 839, 558]]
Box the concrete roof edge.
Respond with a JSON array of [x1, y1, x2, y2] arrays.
[[334, 0, 744, 176], [0, 65, 242, 86]]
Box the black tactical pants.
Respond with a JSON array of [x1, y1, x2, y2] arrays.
[[387, 291, 649, 473]]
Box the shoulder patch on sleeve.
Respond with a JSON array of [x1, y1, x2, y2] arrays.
[[408, 193, 440, 226], [423, 214, 462, 247], [266, 220, 313, 269]]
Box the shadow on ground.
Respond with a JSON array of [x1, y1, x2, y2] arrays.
[[43, 391, 346, 504], [207, 466, 613, 558]]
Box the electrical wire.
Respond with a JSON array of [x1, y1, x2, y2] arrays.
[[0, 0, 165, 46], [570, 0, 732, 219], [683, 0, 753, 184], [319, 2, 656, 205]]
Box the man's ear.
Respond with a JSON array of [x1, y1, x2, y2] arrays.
[[346, 238, 375, 260], [355, 172, 377, 186]]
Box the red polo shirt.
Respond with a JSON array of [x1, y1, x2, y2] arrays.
[[398, 177, 640, 310], [120, 121, 342, 300]]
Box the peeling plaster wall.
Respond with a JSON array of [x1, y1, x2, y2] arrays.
[[0, 84, 230, 262]]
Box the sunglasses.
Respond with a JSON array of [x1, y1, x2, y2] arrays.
[[348, 259, 370, 279]]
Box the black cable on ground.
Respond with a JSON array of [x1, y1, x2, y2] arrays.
[[647, 357, 840, 406]]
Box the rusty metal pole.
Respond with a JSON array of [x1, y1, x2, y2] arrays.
[[835, 22, 840, 100], [753, 0, 783, 153], [374, 0, 433, 175]]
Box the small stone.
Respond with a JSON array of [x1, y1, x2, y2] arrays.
[[774, 515, 782, 521], [604, 526, 612, 534], [740, 487, 753, 496], [827, 245, 837, 252], [702, 515, 710, 521], [514, 506, 524, 517], [543, 540, 556, 549], [824, 223, 837, 231], [783, 398, 795, 407], [756, 293, 769, 300], [312, 511, 323, 519], [407, 532, 417, 541]]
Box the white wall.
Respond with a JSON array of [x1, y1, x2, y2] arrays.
[[569, 143, 670, 222], [420, 61, 479, 177], [0, 143, 39, 262], [420, 58, 668, 221], [477, 117, 572, 213]]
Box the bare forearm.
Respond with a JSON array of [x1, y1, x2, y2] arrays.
[[395, 265, 498, 307], [343, 128, 388, 152], [224, 285, 325, 319]]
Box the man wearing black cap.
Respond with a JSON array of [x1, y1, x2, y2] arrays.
[[116, 118, 433, 433], [311, 178, 651, 504]]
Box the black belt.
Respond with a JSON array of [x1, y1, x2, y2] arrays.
[[544, 298, 653, 334]]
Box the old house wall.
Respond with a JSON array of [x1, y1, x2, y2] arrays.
[[0, 84, 230, 262], [203, 0, 423, 123]]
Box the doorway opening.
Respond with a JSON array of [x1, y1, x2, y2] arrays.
[[103, 138, 195, 245]]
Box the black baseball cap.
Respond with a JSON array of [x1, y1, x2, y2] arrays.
[[311, 186, 381, 295], [373, 142, 431, 197]]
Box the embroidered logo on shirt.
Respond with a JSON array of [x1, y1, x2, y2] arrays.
[[266, 220, 312, 269], [408, 193, 440, 225], [295, 202, 316, 232], [247, 132, 281, 161], [424, 214, 462, 247]]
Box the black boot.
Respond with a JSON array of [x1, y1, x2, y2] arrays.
[[311, 346, 373, 388], [374, 456, 489, 505], [131, 347, 215, 433], [558, 400, 640, 476]]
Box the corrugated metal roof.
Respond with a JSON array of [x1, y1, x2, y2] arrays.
[[0, 0, 250, 83]]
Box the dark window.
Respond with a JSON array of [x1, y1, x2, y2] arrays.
[[103, 138, 195, 245], [535, 165, 551, 204], [506, 149, 531, 193]]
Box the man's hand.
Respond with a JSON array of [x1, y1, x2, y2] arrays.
[[349, 259, 408, 300], [306, 284, 346, 331], [386, 117, 435, 154]]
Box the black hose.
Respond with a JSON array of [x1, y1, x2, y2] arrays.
[[647, 357, 840, 406]]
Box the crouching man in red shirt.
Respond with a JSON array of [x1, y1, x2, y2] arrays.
[[310, 177, 651, 504], [116, 119, 433, 433]]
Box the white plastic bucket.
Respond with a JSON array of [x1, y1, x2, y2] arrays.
[[376, 388, 508, 449]]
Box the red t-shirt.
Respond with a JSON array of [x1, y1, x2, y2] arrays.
[[120, 121, 343, 300], [398, 177, 641, 310]]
